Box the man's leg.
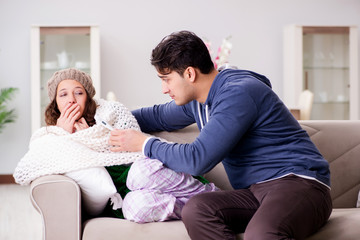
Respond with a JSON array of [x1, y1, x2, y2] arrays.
[[245, 175, 332, 240], [181, 189, 259, 240]]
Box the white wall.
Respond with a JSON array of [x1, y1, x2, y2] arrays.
[[1, 0, 359, 174]]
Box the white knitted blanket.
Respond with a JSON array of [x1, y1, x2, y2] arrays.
[[14, 99, 145, 185]]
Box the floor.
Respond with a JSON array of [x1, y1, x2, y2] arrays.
[[0, 184, 42, 240]]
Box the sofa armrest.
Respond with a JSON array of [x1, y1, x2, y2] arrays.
[[30, 175, 82, 240]]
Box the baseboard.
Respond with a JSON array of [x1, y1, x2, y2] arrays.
[[0, 175, 15, 184]]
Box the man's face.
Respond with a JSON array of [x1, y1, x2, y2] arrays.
[[157, 70, 195, 106]]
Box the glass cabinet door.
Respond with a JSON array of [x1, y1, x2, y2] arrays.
[[303, 27, 350, 120], [31, 26, 100, 133], [283, 25, 358, 120]]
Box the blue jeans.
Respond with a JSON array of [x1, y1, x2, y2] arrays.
[[181, 175, 332, 240]]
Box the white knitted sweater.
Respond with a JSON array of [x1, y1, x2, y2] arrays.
[[14, 99, 145, 185]]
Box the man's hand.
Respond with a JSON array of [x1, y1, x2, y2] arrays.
[[109, 129, 148, 152]]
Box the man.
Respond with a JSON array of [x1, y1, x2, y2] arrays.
[[109, 30, 332, 240]]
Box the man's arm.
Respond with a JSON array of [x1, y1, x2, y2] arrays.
[[144, 90, 258, 176], [131, 101, 195, 133], [109, 101, 195, 152], [111, 88, 258, 176]]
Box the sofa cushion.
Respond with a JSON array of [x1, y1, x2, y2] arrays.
[[306, 208, 360, 240], [83, 217, 246, 240], [83, 218, 191, 240], [300, 121, 360, 208]]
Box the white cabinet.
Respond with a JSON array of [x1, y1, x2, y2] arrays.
[[283, 25, 358, 120], [30, 26, 100, 133]]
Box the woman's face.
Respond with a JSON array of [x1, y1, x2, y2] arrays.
[[55, 79, 87, 119]]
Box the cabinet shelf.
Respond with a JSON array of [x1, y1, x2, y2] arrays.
[[303, 67, 349, 70], [313, 101, 349, 104], [284, 25, 358, 120]]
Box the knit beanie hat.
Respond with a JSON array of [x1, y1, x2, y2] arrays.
[[47, 68, 96, 101]]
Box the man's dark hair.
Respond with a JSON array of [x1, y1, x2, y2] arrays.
[[151, 31, 215, 76]]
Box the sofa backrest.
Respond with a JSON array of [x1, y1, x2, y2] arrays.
[[153, 121, 360, 208], [299, 120, 360, 208]]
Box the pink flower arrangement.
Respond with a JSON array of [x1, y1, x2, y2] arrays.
[[204, 36, 232, 70]]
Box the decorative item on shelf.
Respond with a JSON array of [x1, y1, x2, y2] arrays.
[[318, 92, 328, 103], [57, 50, 74, 69], [75, 61, 90, 69], [336, 95, 346, 102], [0, 87, 18, 133], [204, 36, 233, 70], [106, 91, 117, 101], [41, 61, 58, 70], [298, 89, 314, 120], [289, 90, 314, 120]]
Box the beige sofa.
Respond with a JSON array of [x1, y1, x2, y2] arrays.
[[30, 120, 360, 240]]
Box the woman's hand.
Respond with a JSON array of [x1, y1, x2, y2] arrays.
[[56, 103, 81, 133], [74, 117, 89, 132]]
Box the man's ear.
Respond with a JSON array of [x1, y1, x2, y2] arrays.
[[184, 67, 196, 83]]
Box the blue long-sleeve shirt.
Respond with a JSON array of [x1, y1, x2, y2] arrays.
[[132, 69, 330, 189]]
